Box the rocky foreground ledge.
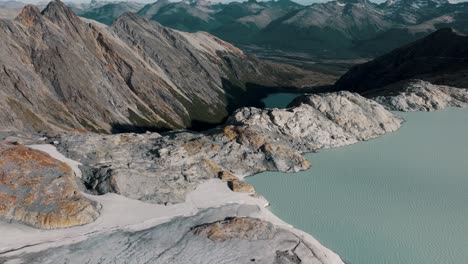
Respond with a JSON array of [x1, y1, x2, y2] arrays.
[[0, 204, 343, 264], [0, 92, 403, 263]]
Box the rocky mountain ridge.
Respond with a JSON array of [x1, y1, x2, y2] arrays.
[[0, 0, 325, 134]]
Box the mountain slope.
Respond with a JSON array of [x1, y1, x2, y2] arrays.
[[211, 0, 301, 44], [382, 0, 451, 24], [78, 2, 145, 25], [0, 0, 322, 133], [256, 0, 391, 58], [138, 0, 303, 43], [334, 28, 468, 93], [137, 0, 221, 32]]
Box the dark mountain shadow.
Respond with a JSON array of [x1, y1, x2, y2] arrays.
[[111, 78, 331, 134], [110, 124, 172, 134]]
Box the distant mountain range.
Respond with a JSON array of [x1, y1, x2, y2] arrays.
[[0, 0, 329, 133], [75, 1, 145, 25], [63, 0, 468, 59], [1, 0, 467, 59]]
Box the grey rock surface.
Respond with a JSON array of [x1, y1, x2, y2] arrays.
[[54, 127, 309, 204], [49, 92, 401, 205], [373, 79, 468, 112], [229, 91, 403, 152], [0, 204, 339, 264]]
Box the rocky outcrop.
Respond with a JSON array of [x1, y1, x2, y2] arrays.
[[53, 126, 308, 204], [373, 79, 468, 112], [45, 91, 401, 205], [0, 0, 318, 133], [192, 217, 275, 241], [0, 143, 100, 229], [228, 91, 403, 152], [0, 204, 344, 264], [219, 170, 256, 193]]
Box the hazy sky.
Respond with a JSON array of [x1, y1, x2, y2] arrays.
[[9, 0, 468, 6]]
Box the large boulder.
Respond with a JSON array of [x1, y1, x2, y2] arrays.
[[0, 143, 101, 229]]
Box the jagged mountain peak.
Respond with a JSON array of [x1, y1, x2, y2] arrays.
[[267, 0, 302, 8], [113, 11, 166, 30], [185, 0, 214, 6], [15, 4, 42, 26], [115, 11, 140, 22], [384, 0, 449, 7], [382, 0, 453, 24], [337, 0, 371, 5], [41, 0, 82, 25], [383, 0, 451, 11]]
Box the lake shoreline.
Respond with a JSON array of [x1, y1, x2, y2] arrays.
[[247, 106, 468, 264]]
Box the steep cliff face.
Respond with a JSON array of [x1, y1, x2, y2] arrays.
[[0, 0, 316, 134]]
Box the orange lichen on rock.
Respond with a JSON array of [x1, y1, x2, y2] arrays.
[[0, 142, 101, 229], [227, 179, 256, 194], [192, 217, 275, 242], [223, 126, 268, 150]]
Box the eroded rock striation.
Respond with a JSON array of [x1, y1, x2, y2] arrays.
[[0, 143, 101, 229], [47, 91, 401, 205], [373, 79, 468, 112], [192, 217, 276, 241], [0, 204, 344, 264]]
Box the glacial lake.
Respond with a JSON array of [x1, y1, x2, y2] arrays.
[[247, 100, 468, 264], [261, 93, 300, 108]]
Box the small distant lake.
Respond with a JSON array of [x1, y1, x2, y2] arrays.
[[251, 95, 468, 264], [261, 93, 300, 108]]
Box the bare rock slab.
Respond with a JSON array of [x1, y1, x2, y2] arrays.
[[229, 91, 403, 152], [0, 143, 101, 229], [0, 205, 343, 264]]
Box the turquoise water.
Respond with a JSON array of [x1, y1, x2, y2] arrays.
[[261, 93, 300, 108], [246, 107, 468, 264]]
